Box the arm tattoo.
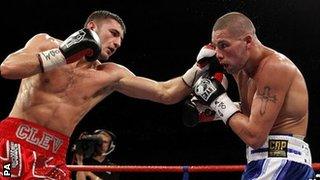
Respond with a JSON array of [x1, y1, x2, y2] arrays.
[[257, 86, 277, 116]]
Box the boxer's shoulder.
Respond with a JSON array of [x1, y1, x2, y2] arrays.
[[256, 52, 295, 79], [97, 62, 135, 77]]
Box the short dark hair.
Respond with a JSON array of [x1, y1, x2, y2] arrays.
[[84, 10, 126, 34], [213, 12, 255, 37]]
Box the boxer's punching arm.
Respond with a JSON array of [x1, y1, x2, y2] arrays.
[[227, 59, 292, 149], [114, 44, 216, 104], [116, 72, 191, 104]]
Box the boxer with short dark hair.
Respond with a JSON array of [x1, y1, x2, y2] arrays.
[[192, 12, 315, 179], [0, 10, 127, 179], [0, 9, 219, 179]]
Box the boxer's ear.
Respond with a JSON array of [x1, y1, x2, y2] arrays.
[[86, 21, 97, 31], [244, 35, 253, 49]]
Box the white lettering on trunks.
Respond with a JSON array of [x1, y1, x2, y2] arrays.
[[15, 124, 63, 154]]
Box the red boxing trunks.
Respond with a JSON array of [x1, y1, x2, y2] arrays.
[[0, 117, 70, 179]]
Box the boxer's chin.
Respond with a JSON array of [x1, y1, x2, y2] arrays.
[[98, 53, 109, 62]]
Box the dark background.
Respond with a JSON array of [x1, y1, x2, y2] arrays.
[[0, 0, 319, 179]]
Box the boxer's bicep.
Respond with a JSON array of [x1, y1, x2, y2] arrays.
[[249, 84, 286, 136]]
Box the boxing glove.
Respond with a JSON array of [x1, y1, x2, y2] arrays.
[[183, 72, 228, 127], [183, 96, 219, 127], [38, 28, 101, 72], [182, 44, 216, 87], [193, 75, 240, 124]]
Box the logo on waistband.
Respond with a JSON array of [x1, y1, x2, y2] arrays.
[[268, 140, 288, 157], [9, 142, 20, 169]]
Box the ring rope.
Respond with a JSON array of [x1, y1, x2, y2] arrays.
[[68, 163, 320, 172]]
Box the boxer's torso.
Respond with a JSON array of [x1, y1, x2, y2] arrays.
[[9, 35, 125, 136], [236, 52, 308, 137]]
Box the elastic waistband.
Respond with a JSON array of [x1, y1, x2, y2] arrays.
[[246, 135, 312, 166], [0, 117, 69, 159]]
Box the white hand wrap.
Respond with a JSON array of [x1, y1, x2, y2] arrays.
[[182, 64, 209, 87], [38, 48, 66, 72], [182, 45, 216, 87], [209, 93, 240, 124]]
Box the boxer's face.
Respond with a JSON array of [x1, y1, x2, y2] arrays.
[[94, 19, 124, 62], [211, 29, 249, 74]]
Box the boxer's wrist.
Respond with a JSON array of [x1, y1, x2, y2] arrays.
[[182, 64, 198, 87], [209, 93, 240, 124], [38, 48, 66, 72], [182, 44, 215, 87]]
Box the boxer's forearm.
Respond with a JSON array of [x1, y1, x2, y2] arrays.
[[116, 76, 191, 104], [158, 77, 192, 104], [1, 50, 43, 79]]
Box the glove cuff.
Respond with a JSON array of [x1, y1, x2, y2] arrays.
[[196, 45, 216, 61], [209, 93, 240, 124], [38, 48, 66, 72], [182, 63, 209, 87], [182, 64, 197, 87]]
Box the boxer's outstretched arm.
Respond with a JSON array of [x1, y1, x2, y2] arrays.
[[114, 44, 216, 104], [114, 67, 191, 104], [117, 76, 191, 104]]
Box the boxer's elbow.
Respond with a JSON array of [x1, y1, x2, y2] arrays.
[[235, 116, 268, 149], [157, 87, 183, 105], [0, 61, 13, 79], [245, 134, 267, 149], [158, 92, 177, 105], [0, 60, 16, 79], [157, 81, 189, 105]]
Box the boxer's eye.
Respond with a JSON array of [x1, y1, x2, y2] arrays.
[[218, 43, 228, 50], [110, 29, 120, 37]]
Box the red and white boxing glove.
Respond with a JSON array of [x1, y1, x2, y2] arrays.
[[183, 72, 228, 127], [193, 73, 241, 124], [191, 96, 241, 124], [38, 28, 101, 72], [182, 44, 216, 87]]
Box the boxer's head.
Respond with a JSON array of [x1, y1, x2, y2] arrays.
[[211, 12, 258, 74], [84, 10, 126, 62]]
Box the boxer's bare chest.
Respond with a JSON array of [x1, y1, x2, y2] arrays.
[[33, 66, 115, 105]]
